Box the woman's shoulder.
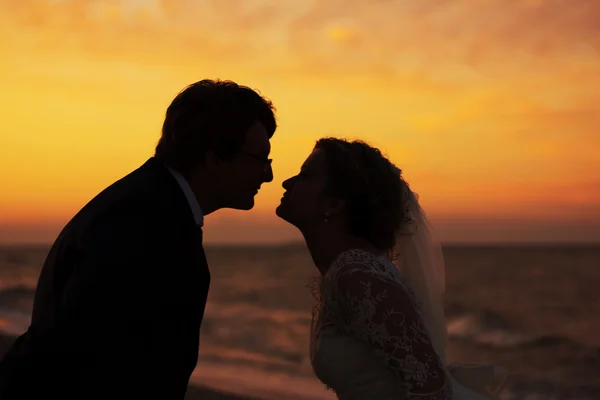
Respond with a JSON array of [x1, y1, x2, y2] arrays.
[[329, 248, 400, 281]]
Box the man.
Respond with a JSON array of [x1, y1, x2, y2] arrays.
[[0, 79, 277, 399]]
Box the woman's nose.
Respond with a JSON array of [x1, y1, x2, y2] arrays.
[[282, 176, 293, 189]]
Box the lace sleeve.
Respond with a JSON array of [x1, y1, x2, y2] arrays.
[[322, 262, 449, 396]]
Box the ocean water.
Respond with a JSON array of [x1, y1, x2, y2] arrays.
[[1, 243, 599, 400]]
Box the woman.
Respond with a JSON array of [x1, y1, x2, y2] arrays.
[[276, 138, 507, 400]]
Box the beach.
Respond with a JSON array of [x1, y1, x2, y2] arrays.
[[186, 386, 262, 400], [0, 333, 266, 400]]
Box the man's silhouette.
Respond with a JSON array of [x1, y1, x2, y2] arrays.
[[0, 79, 277, 399]]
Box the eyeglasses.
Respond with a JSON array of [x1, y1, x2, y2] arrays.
[[242, 151, 273, 172]]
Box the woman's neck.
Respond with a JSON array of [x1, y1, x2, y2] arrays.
[[302, 227, 379, 275]]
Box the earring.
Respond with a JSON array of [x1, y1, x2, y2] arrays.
[[324, 212, 329, 223]]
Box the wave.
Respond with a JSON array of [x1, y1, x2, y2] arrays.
[[191, 362, 335, 400], [1, 302, 599, 400], [446, 309, 530, 347], [1, 286, 598, 362], [0, 286, 35, 312], [0, 286, 36, 336], [446, 308, 600, 362]]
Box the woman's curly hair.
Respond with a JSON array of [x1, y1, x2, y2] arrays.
[[314, 137, 414, 253]]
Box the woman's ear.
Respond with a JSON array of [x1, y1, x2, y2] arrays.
[[204, 150, 221, 174]]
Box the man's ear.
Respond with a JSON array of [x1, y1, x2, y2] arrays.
[[204, 151, 221, 174], [328, 198, 347, 217]]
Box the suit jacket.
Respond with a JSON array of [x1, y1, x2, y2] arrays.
[[0, 157, 210, 399]]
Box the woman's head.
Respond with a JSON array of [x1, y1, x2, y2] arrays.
[[276, 137, 413, 252]]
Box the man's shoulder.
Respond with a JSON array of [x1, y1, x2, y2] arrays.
[[67, 167, 177, 239]]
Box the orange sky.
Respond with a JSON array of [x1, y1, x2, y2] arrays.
[[1, 0, 599, 244]]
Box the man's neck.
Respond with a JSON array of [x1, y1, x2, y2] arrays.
[[186, 172, 220, 217]]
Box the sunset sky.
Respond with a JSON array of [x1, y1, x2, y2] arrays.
[[1, 0, 599, 244]]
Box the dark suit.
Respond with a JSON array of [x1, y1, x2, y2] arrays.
[[0, 157, 210, 399]]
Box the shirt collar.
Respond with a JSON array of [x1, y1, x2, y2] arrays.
[[166, 166, 204, 227]]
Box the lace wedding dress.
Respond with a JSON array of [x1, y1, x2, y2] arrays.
[[310, 249, 505, 400]]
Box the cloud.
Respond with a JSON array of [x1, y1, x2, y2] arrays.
[[2, 0, 598, 136], [0, 0, 597, 110], [1, 0, 596, 134], [2, 0, 598, 70], [283, 0, 600, 74]]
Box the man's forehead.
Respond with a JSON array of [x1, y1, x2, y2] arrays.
[[244, 121, 270, 154]]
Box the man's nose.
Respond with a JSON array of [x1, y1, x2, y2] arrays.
[[262, 164, 274, 183]]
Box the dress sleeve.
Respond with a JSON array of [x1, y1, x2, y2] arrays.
[[321, 262, 449, 396]]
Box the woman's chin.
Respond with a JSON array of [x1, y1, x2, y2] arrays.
[[275, 205, 293, 224], [275, 204, 286, 219]]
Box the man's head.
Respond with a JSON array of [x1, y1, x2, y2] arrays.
[[155, 79, 277, 213]]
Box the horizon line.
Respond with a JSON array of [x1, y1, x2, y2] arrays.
[[1, 240, 599, 249]]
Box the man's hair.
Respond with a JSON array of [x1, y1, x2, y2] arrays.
[[155, 79, 277, 176]]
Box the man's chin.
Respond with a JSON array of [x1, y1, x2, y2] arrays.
[[233, 202, 254, 211], [231, 196, 255, 211]]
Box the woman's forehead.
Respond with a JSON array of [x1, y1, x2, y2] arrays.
[[302, 148, 325, 169]]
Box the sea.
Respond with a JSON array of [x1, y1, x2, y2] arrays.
[[1, 243, 599, 400]]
